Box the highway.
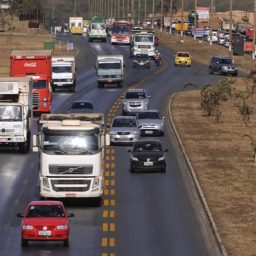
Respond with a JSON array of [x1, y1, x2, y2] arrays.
[[0, 33, 222, 256]]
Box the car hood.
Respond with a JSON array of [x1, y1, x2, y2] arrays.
[[110, 127, 139, 132], [23, 217, 68, 226], [137, 119, 161, 125], [124, 99, 149, 103], [132, 151, 164, 158]]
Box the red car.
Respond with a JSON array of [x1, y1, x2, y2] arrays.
[[17, 200, 74, 247]]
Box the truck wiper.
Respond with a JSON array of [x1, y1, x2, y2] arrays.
[[46, 145, 68, 155], [71, 147, 94, 155]]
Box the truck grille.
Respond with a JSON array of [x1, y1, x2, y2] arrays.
[[51, 179, 91, 192], [138, 45, 150, 49], [53, 79, 69, 82], [117, 132, 130, 135], [49, 165, 93, 175], [101, 75, 118, 78], [33, 93, 40, 109]]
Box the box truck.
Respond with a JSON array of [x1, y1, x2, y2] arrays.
[[10, 50, 52, 113], [0, 77, 32, 153]]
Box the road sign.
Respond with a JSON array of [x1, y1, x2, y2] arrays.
[[192, 28, 207, 38]]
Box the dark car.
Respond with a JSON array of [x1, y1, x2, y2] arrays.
[[133, 54, 150, 69], [209, 55, 238, 76], [69, 101, 94, 113], [128, 139, 168, 172]]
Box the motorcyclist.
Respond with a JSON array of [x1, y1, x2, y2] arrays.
[[153, 50, 161, 66]]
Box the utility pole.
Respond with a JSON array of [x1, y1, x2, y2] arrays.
[[169, 0, 173, 34], [74, 0, 77, 16], [181, 0, 184, 37], [138, 0, 141, 25], [252, 0, 256, 60], [160, 0, 163, 31], [51, 0, 55, 21], [117, 0, 120, 19], [151, 0, 154, 29], [122, 0, 125, 19], [131, 0, 134, 25], [229, 0, 232, 52], [194, 0, 197, 39], [144, 0, 147, 24], [209, 0, 213, 46]]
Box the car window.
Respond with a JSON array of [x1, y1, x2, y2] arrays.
[[137, 112, 159, 119], [177, 53, 189, 57], [219, 58, 232, 64], [134, 142, 162, 152], [26, 205, 65, 218], [112, 118, 136, 127], [71, 102, 93, 109], [125, 92, 146, 99]]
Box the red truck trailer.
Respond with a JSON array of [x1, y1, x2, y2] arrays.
[[10, 50, 52, 113]]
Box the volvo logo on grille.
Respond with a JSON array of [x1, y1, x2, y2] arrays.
[[68, 168, 74, 173], [1, 128, 5, 133]]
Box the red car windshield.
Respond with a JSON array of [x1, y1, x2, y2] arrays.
[[26, 205, 65, 218]]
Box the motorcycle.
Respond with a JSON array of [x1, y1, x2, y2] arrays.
[[153, 52, 162, 66]]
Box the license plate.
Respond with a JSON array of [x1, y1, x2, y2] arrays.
[[144, 161, 153, 166], [0, 137, 7, 141], [145, 131, 153, 134], [39, 230, 51, 236], [65, 193, 76, 198]]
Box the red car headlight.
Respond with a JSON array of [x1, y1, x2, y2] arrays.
[[23, 225, 33, 230], [56, 225, 68, 230]]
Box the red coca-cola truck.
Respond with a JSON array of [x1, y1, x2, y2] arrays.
[[10, 50, 52, 113]]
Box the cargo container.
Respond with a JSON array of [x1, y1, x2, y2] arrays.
[[10, 50, 52, 113]]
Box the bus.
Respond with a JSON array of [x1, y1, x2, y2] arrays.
[[111, 20, 132, 45]]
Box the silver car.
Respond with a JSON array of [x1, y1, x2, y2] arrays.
[[109, 116, 140, 145], [122, 88, 150, 115], [136, 109, 165, 136]]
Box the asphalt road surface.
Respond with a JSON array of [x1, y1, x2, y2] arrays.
[[0, 32, 226, 256]]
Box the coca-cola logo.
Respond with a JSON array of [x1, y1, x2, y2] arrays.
[[24, 62, 37, 68]]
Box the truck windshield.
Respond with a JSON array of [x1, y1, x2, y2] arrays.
[[43, 131, 99, 155], [91, 24, 105, 30], [52, 66, 72, 73], [0, 105, 22, 121], [98, 62, 121, 69], [134, 35, 153, 42], [33, 80, 47, 89]]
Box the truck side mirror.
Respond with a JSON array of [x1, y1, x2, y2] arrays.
[[123, 64, 126, 69], [32, 134, 39, 152]]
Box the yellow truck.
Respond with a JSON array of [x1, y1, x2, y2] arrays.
[[69, 17, 83, 35]]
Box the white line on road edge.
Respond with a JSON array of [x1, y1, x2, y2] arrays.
[[168, 93, 228, 256]]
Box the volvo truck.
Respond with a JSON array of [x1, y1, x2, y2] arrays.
[[33, 113, 110, 200]]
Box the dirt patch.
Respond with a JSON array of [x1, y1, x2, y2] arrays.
[[157, 30, 256, 256]]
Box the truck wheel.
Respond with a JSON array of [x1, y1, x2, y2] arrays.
[[51, 85, 55, 92], [119, 81, 124, 87], [19, 132, 30, 153], [98, 82, 103, 88]]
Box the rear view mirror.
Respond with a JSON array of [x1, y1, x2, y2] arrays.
[[17, 213, 23, 218], [68, 213, 74, 217]]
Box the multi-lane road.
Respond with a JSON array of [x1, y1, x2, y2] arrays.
[[0, 32, 223, 256]]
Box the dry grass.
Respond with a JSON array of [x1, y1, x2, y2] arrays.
[[157, 29, 256, 256]]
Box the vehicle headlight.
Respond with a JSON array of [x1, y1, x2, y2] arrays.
[[66, 79, 72, 82], [43, 97, 47, 102], [110, 131, 116, 135], [23, 225, 33, 230], [222, 66, 228, 70], [42, 177, 50, 189], [158, 156, 165, 161], [131, 156, 138, 161], [92, 177, 100, 189], [56, 225, 68, 230], [133, 130, 139, 134]]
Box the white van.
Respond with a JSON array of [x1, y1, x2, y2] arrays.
[[207, 31, 218, 43]]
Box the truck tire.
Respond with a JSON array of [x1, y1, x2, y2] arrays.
[[19, 131, 30, 153], [51, 84, 55, 92], [119, 81, 124, 87], [98, 82, 103, 88]]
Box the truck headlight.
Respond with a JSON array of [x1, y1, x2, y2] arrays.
[[92, 177, 100, 189], [23, 225, 33, 230], [42, 177, 50, 189], [56, 225, 68, 230], [158, 156, 165, 161]]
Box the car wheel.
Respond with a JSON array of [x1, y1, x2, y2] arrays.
[[232, 73, 237, 77], [209, 67, 214, 75], [51, 85, 55, 92], [21, 238, 28, 247], [130, 167, 135, 173], [63, 239, 69, 247], [160, 131, 165, 136], [161, 167, 166, 173]]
